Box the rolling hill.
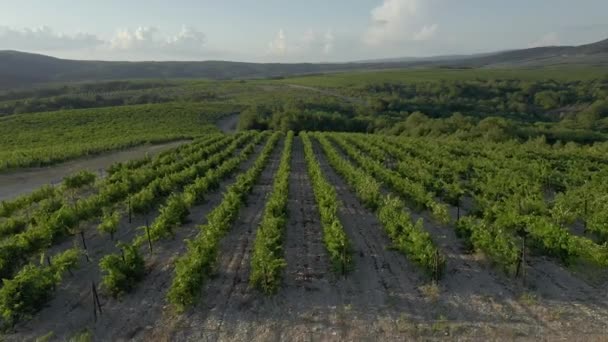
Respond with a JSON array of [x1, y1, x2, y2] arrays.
[[1, 38, 607, 88]]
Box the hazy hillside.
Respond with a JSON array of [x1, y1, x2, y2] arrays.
[[0, 51, 368, 88], [1, 38, 607, 88], [455, 38, 608, 68]]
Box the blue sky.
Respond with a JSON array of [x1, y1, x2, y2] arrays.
[[0, 0, 607, 62]]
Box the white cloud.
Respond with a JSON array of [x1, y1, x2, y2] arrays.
[[105, 25, 210, 59], [0, 25, 103, 50], [110, 27, 160, 50], [268, 29, 287, 56], [167, 26, 206, 52], [267, 28, 336, 60], [528, 32, 560, 48], [109, 26, 206, 53], [363, 0, 438, 45]]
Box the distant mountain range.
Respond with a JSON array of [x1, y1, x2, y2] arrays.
[[1, 38, 607, 88]]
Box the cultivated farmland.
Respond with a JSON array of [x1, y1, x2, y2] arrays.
[[1, 128, 608, 341]]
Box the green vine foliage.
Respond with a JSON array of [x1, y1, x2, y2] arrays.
[[99, 243, 145, 298]]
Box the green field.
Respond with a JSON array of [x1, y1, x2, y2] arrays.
[[275, 66, 608, 88], [0, 102, 236, 170]]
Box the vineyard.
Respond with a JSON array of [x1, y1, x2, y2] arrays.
[[0, 128, 606, 341], [0, 102, 236, 171]]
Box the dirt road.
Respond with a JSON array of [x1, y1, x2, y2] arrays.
[[0, 141, 187, 202]]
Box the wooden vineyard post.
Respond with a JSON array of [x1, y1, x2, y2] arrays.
[[81, 231, 90, 262], [521, 236, 526, 287], [515, 236, 526, 286], [145, 219, 153, 253], [92, 281, 102, 322], [456, 197, 461, 221], [92, 290, 97, 323], [80, 231, 87, 250], [433, 250, 440, 284], [47, 256, 56, 291], [341, 245, 347, 276], [128, 198, 132, 224], [583, 199, 588, 233]]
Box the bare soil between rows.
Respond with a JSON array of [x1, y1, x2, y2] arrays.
[[4, 135, 608, 341], [5, 140, 265, 342]]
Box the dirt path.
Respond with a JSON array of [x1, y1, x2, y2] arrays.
[[0, 141, 187, 202], [6, 141, 265, 342], [216, 114, 240, 134]]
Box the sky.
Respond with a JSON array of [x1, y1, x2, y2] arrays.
[[0, 0, 607, 62]]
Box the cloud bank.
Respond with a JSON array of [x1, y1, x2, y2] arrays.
[[109, 26, 208, 58], [1, 25, 211, 60], [0, 26, 103, 50]]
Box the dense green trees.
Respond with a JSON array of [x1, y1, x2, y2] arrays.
[[231, 76, 608, 144]]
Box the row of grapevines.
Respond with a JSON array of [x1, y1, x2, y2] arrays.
[[0, 248, 81, 325], [95, 135, 247, 242], [250, 131, 294, 294], [0, 135, 224, 227], [382, 136, 546, 272], [460, 145, 608, 267], [550, 170, 608, 243], [0, 170, 97, 238], [0, 135, 234, 240], [362, 135, 523, 274], [125, 133, 256, 226], [364, 135, 466, 206], [300, 132, 351, 273], [167, 132, 281, 311], [0, 134, 245, 281], [330, 134, 450, 224], [314, 133, 445, 278], [104, 134, 235, 188], [0, 191, 64, 239], [134, 132, 266, 246], [94, 135, 245, 241], [99, 133, 266, 297], [398, 136, 608, 269], [0, 185, 58, 218], [107, 134, 225, 175]]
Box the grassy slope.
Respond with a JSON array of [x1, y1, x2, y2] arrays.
[[0, 102, 236, 170]]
